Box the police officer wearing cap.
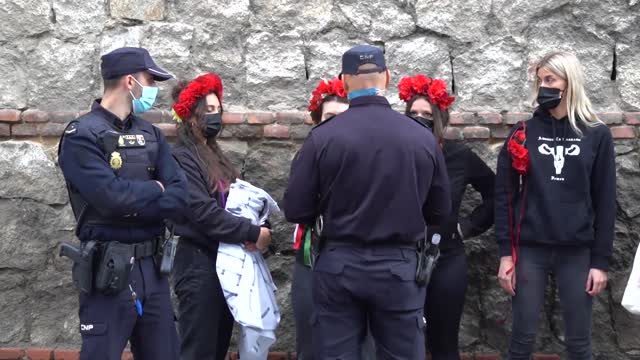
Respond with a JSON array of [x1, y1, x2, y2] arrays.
[[58, 47, 187, 360], [284, 45, 452, 359]]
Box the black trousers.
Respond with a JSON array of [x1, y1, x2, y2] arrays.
[[425, 251, 468, 360], [291, 260, 376, 359], [78, 257, 179, 360], [172, 240, 234, 360], [312, 244, 426, 360]]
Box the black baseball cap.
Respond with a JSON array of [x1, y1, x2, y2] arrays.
[[100, 47, 174, 81], [340, 45, 387, 76]]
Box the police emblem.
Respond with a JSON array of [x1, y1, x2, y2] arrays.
[[110, 151, 123, 170], [136, 135, 145, 146]]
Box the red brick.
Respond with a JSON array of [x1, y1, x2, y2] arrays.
[[39, 123, 67, 137], [49, 112, 78, 124], [597, 112, 623, 124], [0, 348, 25, 360], [504, 112, 530, 125], [22, 109, 49, 123], [222, 112, 245, 124], [624, 112, 640, 125], [247, 112, 275, 125], [219, 124, 264, 139], [154, 123, 177, 138], [139, 110, 164, 123], [444, 127, 462, 140], [53, 349, 79, 360], [290, 124, 311, 140], [478, 112, 503, 124], [610, 125, 636, 139], [267, 352, 290, 360], [121, 351, 133, 360], [475, 354, 502, 360], [463, 126, 490, 139], [264, 124, 290, 139], [491, 125, 513, 139], [0, 109, 21, 122], [24, 348, 53, 360], [532, 354, 560, 360], [0, 123, 10, 137], [275, 112, 306, 125], [449, 112, 475, 125], [12, 123, 40, 136]]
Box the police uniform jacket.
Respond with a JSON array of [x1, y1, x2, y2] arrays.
[[284, 95, 452, 246], [58, 100, 187, 244]]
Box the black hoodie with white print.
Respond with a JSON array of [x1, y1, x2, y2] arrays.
[[495, 108, 616, 270]]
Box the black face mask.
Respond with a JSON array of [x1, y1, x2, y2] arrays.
[[413, 116, 434, 131], [203, 113, 222, 138], [537, 87, 563, 110]]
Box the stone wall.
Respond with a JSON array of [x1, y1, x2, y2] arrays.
[[1, 0, 640, 358], [1, 109, 640, 358]]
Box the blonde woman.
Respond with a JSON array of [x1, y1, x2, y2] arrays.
[[494, 51, 616, 359]]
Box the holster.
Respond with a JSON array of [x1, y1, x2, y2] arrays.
[[59, 240, 98, 294], [416, 229, 440, 287], [94, 242, 134, 295]]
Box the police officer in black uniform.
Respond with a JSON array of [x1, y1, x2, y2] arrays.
[[58, 47, 187, 360], [283, 45, 452, 360]]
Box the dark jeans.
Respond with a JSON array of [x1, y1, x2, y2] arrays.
[[172, 240, 234, 360], [291, 260, 376, 360], [425, 251, 467, 360], [78, 257, 179, 360], [509, 246, 593, 360], [312, 244, 426, 360]]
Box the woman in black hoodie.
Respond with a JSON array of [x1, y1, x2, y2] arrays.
[[169, 73, 272, 360], [399, 75, 495, 360], [495, 52, 616, 360]]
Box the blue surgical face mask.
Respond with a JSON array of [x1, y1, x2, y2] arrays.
[[130, 77, 158, 114]]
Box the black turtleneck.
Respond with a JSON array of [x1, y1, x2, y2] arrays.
[[494, 109, 616, 270]]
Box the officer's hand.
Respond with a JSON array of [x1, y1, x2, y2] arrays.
[[244, 242, 258, 252], [256, 227, 272, 251], [497, 256, 516, 296], [155, 181, 165, 192], [586, 268, 608, 297]]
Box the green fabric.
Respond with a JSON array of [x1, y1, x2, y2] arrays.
[[303, 227, 312, 266]]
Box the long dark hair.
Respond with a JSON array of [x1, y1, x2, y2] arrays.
[[310, 95, 348, 124], [404, 95, 449, 144], [172, 81, 239, 193]]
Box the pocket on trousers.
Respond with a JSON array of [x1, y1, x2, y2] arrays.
[[313, 250, 345, 275], [389, 259, 415, 281]]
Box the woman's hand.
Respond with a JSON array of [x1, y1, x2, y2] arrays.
[[244, 227, 272, 252], [498, 256, 516, 296], [586, 268, 608, 296]]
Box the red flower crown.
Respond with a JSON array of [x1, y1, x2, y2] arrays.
[[308, 78, 346, 113], [172, 73, 223, 123], [397, 74, 455, 111]]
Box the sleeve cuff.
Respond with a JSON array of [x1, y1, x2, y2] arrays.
[[590, 254, 609, 271], [498, 241, 512, 257], [247, 224, 261, 244]]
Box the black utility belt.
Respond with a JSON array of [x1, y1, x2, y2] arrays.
[[59, 237, 176, 296]]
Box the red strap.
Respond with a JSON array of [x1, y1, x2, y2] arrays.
[[293, 224, 305, 250]]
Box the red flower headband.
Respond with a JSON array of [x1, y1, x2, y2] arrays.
[[308, 78, 346, 113], [172, 73, 223, 123], [398, 74, 455, 111]]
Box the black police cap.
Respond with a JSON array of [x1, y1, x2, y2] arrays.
[[100, 47, 174, 81]]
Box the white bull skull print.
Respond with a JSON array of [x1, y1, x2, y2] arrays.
[[538, 143, 580, 175]]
